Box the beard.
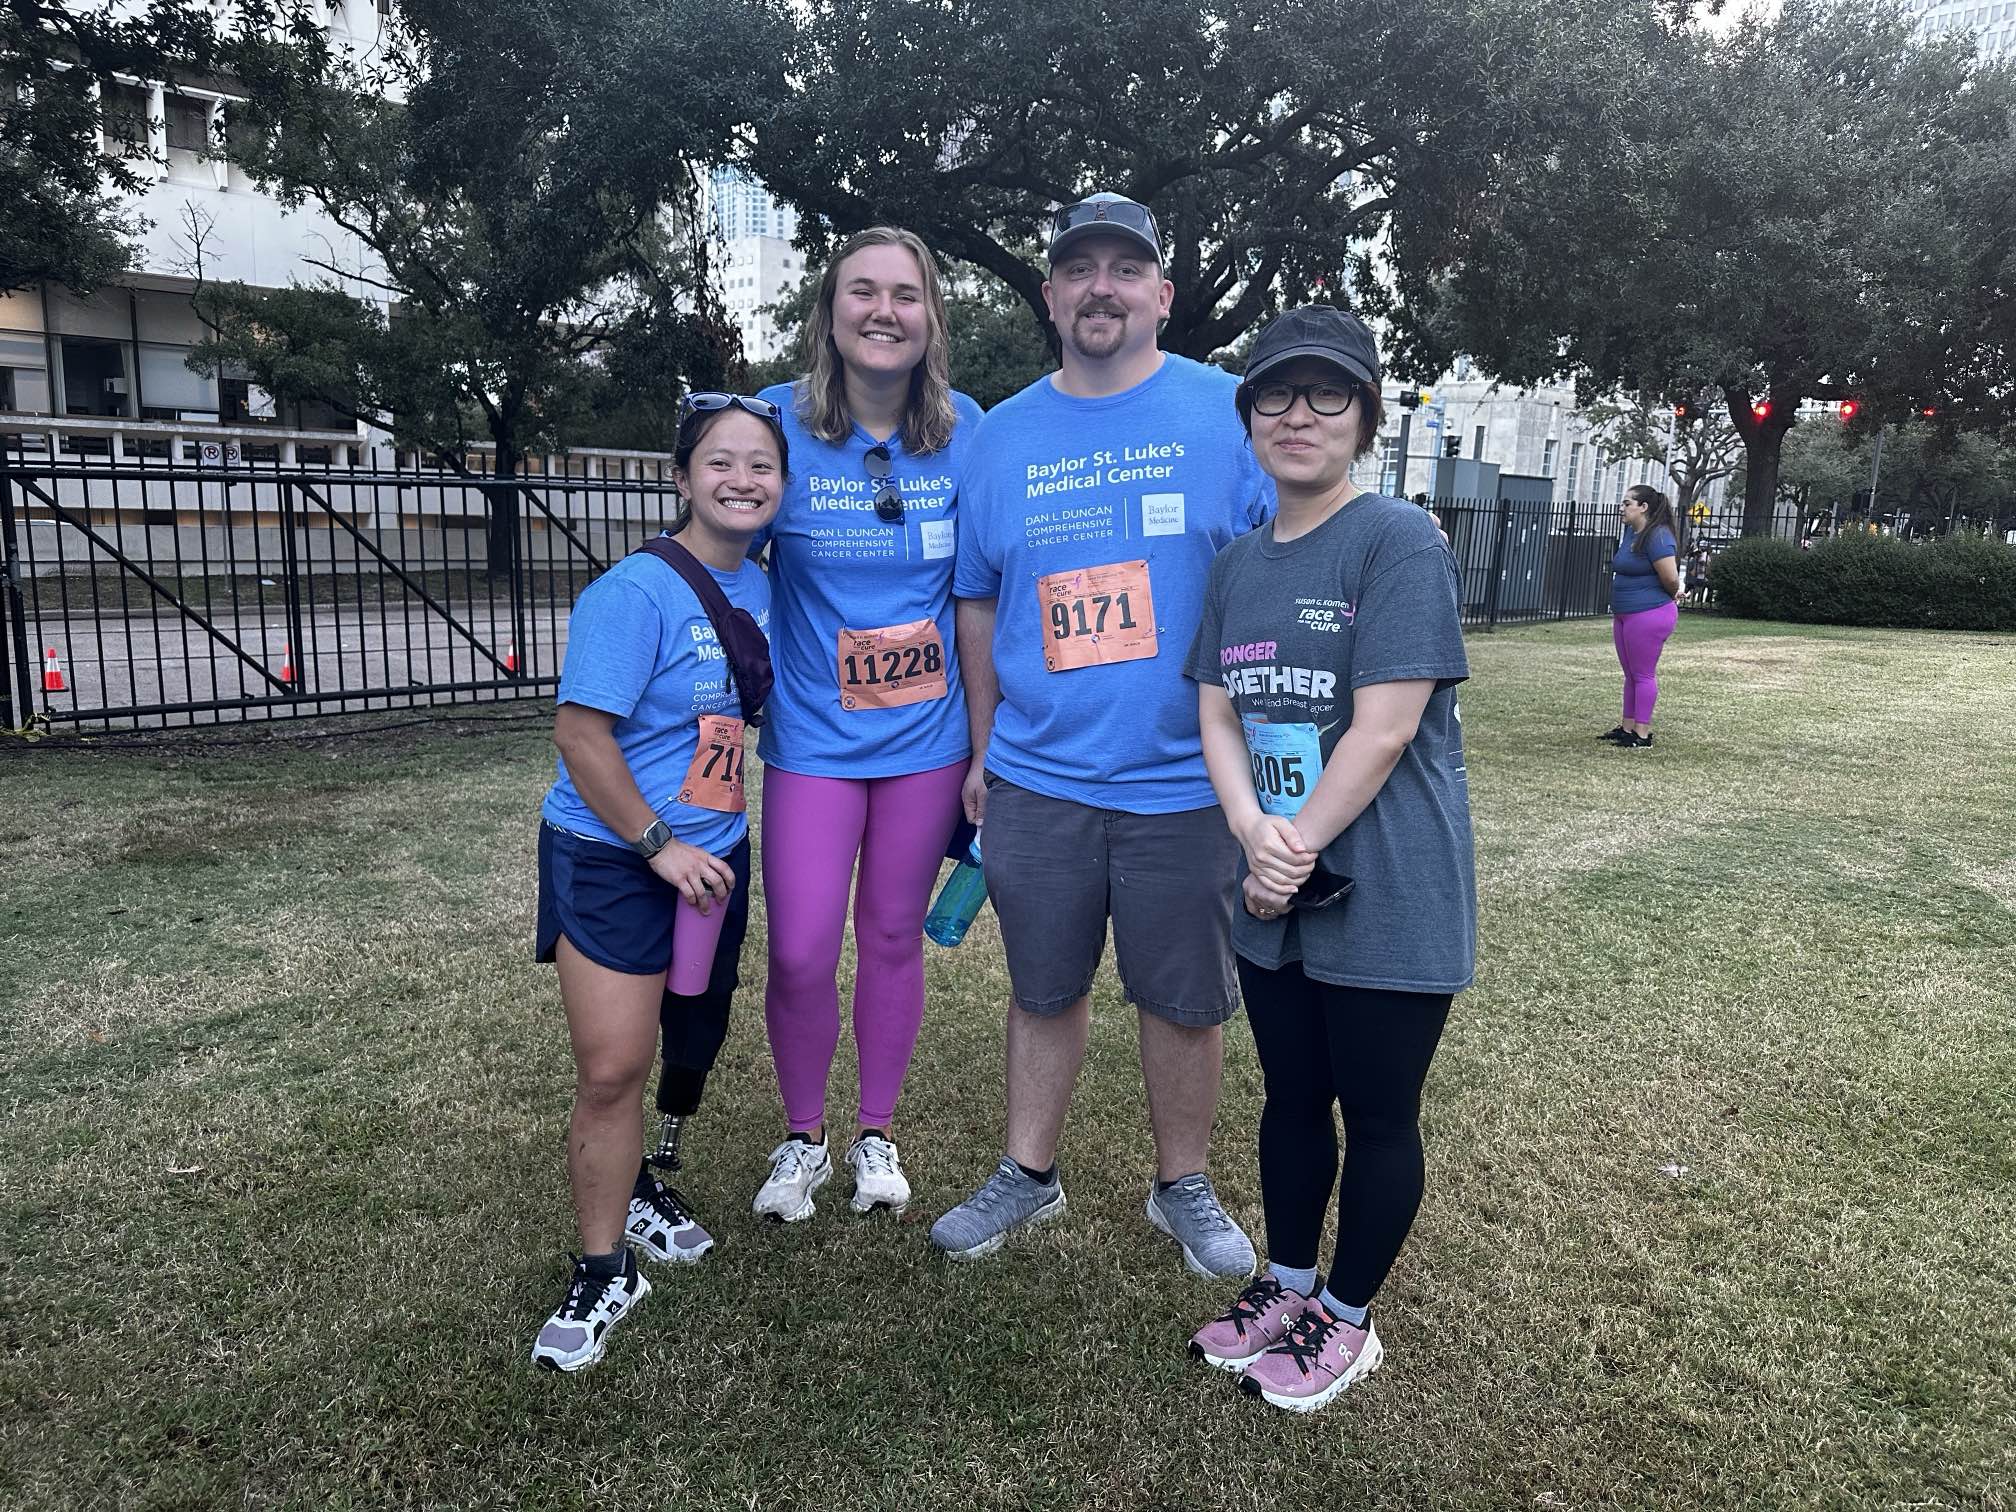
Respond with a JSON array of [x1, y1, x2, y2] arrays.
[[1066, 306, 1129, 359]]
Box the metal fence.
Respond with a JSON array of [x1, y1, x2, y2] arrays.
[[1, 457, 1624, 734], [1, 445, 682, 733], [1435, 496, 1617, 630]]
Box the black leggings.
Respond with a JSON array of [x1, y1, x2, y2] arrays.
[[1237, 956, 1450, 1310], [655, 836, 753, 1117]]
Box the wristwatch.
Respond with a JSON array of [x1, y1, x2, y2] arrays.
[[632, 818, 674, 859]]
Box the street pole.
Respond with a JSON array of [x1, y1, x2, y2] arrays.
[[1394, 409, 1413, 498], [1867, 428, 1886, 517]]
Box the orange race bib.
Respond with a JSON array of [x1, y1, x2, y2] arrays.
[[837, 619, 949, 710], [676, 713, 747, 813], [1036, 559, 1158, 672]]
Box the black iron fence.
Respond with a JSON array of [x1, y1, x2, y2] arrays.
[[0, 445, 682, 733], [1434, 496, 1617, 630], [1, 457, 1626, 734]]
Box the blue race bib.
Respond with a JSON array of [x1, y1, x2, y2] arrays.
[[1241, 714, 1322, 817]]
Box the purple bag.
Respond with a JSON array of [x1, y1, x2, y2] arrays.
[[634, 534, 773, 726]]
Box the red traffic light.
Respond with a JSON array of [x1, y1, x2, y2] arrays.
[[1752, 400, 1771, 420], [1838, 399, 1860, 422], [1920, 405, 1937, 418], [1673, 401, 1689, 419]]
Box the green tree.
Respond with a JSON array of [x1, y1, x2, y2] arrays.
[[1775, 419, 2016, 536], [1420, 0, 2016, 537], [1581, 390, 1743, 525], [1, 1, 224, 292], [737, 0, 1654, 362], [195, 0, 780, 571]]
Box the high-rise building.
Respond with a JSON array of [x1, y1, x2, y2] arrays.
[[1903, 0, 2016, 59], [706, 166, 800, 244]]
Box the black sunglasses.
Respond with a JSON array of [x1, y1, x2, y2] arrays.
[[865, 443, 903, 522], [678, 391, 781, 422], [1050, 197, 1161, 252]]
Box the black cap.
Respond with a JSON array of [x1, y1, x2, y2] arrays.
[[1047, 193, 1162, 265], [1242, 305, 1382, 390]]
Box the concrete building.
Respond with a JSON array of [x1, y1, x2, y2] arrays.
[[705, 169, 805, 363], [1, 2, 400, 464], [1905, 0, 2016, 58]]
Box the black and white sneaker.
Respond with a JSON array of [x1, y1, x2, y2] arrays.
[[1596, 726, 1631, 743], [626, 1170, 715, 1264], [530, 1253, 652, 1373], [1620, 732, 1655, 750]]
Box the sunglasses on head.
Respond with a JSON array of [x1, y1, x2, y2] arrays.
[[865, 443, 903, 522], [678, 391, 781, 423], [1050, 198, 1160, 250]]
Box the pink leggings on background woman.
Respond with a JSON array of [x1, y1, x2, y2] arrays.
[[761, 760, 967, 1132], [1613, 600, 1679, 724]]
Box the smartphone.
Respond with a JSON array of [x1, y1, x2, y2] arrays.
[[1291, 865, 1354, 911]]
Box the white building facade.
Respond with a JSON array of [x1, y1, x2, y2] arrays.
[[705, 169, 804, 363], [1905, 0, 2016, 58]]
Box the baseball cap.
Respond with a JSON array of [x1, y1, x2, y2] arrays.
[[1047, 192, 1162, 265], [1241, 305, 1382, 390]]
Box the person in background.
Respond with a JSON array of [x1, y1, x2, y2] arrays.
[[748, 228, 982, 1223], [1183, 305, 1474, 1413], [529, 394, 782, 1373], [1597, 484, 1680, 750]]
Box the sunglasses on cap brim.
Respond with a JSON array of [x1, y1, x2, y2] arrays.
[[1050, 199, 1160, 251]]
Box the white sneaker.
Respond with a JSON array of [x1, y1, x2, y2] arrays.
[[752, 1135, 830, 1222], [846, 1133, 911, 1214]]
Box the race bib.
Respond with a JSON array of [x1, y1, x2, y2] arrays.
[[676, 713, 747, 813], [1242, 714, 1322, 818], [1036, 559, 1158, 672], [837, 619, 949, 710]]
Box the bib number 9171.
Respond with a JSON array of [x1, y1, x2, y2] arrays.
[[1036, 560, 1158, 672]]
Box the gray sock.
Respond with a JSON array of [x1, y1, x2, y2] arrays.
[[1318, 1286, 1369, 1327], [1270, 1262, 1318, 1297]]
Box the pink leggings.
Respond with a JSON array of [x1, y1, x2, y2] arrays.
[[761, 760, 967, 1131], [1613, 601, 1678, 724]]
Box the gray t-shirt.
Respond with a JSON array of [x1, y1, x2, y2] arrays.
[[1184, 493, 1475, 993]]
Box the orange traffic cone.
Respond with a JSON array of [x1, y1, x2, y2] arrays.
[[504, 640, 519, 674], [279, 642, 296, 684], [41, 647, 66, 692]]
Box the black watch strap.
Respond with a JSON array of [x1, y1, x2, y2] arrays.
[[633, 818, 674, 859]]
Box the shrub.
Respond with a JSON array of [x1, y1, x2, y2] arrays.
[[1711, 531, 2016, 631]]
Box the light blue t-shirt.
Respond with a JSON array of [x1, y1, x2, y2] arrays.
[[754, 381, 982, 778], [954, 354, 1275, 813], [1611, 524, 1677, 614], [541, 547, 772, 857]]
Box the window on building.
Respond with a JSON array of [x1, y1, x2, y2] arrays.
[[1472, 424, 1486, 459], [101, 83, 152, 154], [1379, 435, 1400, 496], [1542, 438, 1558, 478], [165, 94, 210, 153], [1, 333, 52, 414], [59, 336, 132, 417], [1566, 441, 1583, 497]]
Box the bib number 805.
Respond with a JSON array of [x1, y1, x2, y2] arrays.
[[1249, 750, 1308, 806]]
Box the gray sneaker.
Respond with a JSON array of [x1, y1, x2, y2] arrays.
[[930, 1156, 1066, 1260], [1146, 1174, 1257, 1279]]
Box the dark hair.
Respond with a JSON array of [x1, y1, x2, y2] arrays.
[[668, 403, 790, 530], [1236, 371, 1385, 462], [1625, 483, 1678, 551]]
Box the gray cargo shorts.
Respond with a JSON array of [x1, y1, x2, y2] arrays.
[[979, 772, 1240, 1028]]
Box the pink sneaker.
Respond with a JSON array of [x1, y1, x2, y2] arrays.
[[1187, 1273, 1308, 1373], [1237, 1303, 1384, 1412]]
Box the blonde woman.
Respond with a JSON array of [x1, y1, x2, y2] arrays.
[[748, 228, 983, 1222]]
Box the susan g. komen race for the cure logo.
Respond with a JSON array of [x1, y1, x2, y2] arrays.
[[1293, 596, 1356, 634]]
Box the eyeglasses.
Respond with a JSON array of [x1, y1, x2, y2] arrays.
[[865, 443, 903, 522], [1248, 380, 1361, 418], [1050, 197, 1161, 254], [678, 391, 782, 422]]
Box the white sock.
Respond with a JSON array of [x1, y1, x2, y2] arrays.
[[1319, 1287, 1369, 1327], [1269, 1262, 1318, 1298]]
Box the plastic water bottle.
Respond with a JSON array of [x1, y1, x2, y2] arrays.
[[924, 836, 987, 947]]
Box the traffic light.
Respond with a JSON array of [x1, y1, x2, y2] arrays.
[[1751, 399, 1772, 421], [1443, 436, 1460, 457], [1673, 400, 1691, 421], [1396, 387, 1433, 411], [1920, 405, 1937, 419], [1837, 398, 1860, 422], [1851, 488, 1872, 511]]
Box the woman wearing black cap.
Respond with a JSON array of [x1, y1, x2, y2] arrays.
[[1181, 306, 1476, 1412]]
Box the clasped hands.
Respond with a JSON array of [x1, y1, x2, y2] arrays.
[[1240, 813, 1313, 921]]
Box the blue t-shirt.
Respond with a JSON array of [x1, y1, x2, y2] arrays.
[[954, 355, 1275, 813], [1611, 524, 1677, 614], [540, 547, 772, 857], [753, 381, 982, 778]]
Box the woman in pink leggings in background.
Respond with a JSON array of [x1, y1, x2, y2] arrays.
[[749, 228, 982, 1221], [1599, 483, 1681, 751]]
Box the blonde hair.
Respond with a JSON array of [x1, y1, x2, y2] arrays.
[[795, 227, 958, 456]]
